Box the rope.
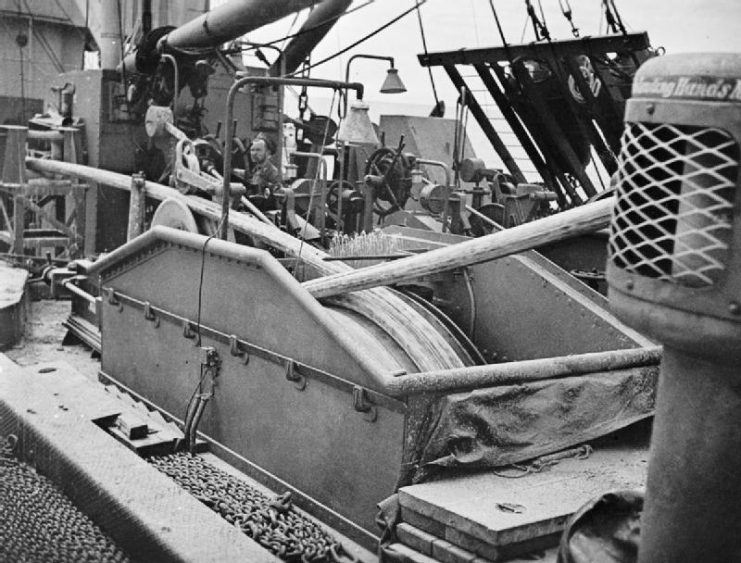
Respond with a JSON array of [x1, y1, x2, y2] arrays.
[[558, 0, 580, 37], [492, 445, 593, 479], [415, 0, 440, 108]]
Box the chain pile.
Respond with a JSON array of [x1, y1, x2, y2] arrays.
[[0, 435, 130, 562], [150, 452, 355, 562]]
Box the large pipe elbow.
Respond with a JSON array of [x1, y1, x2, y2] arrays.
[[269, 0, 352, 76], [165, 0, 318, 51], [119, 0, 320, 75]]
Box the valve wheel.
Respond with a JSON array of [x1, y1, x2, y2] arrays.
[[364, 147, 412, 218]]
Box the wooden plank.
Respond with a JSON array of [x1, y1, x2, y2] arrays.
[[384, 543, 439, 563], [108, 424, 178, 457], [431, 537, 478, 563], [397, 522, 437, 556], [397, 433, 648, 548]]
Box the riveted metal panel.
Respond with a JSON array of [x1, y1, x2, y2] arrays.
[[98, 232, 407, 541]]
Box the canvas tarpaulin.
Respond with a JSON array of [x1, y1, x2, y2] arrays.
[[404, 366, 657, 484]]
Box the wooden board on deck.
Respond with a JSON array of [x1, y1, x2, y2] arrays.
[[398, 423, 650, 551]]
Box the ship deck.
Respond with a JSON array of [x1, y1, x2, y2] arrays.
[[0, 290, 653, 562]]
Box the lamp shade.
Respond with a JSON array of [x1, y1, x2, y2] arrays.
[[337, 100, 379, 146], [380, 67, 407, 94]]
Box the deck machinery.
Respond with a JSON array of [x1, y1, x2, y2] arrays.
[[0, 1, 668, 562], [84, 218, 657, 548]]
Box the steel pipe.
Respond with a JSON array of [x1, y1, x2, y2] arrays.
[[62, 277, 97, 305], [343, 54, 395, 114], [384, 346, 662, 396]]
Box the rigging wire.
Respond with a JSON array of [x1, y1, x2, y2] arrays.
[[286, 0, 428, 76], [279, 10, 302, 53], [602, 0, 627, 35], [520, 14, 529, 43], [608, 0, 628, 34], [488, 0, 513, 62], [468, 0, 481, 46], [414, 0, 440, 108], [21, 0, 65, 73], [524, 0, 550, 41], [557, 0, 580, 37], [536, 0, 550, 36]]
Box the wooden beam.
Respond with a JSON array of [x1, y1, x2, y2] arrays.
[[302, 197, 614, 299]]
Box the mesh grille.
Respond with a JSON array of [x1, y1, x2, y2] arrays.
[[609, 122, 739, 287]]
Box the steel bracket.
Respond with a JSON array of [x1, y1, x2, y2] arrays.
[[229, 334, 250, 365], [285, 359, 306, 391], [105, 288, 123, 312], [97, 287, 408, 413], [143, 302, 160, 327], [352, 386, 377, 423], [183, 320, 197, 339]]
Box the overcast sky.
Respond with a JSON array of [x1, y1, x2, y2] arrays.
[[243, 0, 741, 169], [246, 0, 741, 108]]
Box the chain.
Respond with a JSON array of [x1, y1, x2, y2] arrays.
[[150, 452, 358, 563], [492, 445, 593, 479], [0, 435, 130, 562]]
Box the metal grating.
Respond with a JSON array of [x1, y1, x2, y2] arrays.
[[609, 122, 739, 287]]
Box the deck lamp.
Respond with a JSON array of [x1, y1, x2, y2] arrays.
[[343, 54, 406, 116], [380, 66, 407, 94], [337, 100, 379, 146]]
